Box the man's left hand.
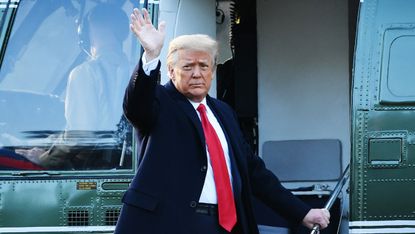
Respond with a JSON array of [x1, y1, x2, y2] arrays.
[[302, 208, 330, 230]]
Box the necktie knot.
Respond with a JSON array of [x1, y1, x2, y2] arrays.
[[197, 103, 207, 114]]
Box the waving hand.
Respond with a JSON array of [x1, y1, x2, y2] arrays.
[[130, 8, 166, 61]]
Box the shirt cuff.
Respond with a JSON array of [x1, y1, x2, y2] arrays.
[[142, 52, 160, 76]]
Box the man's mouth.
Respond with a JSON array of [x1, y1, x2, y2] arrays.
[[190, 83, 204, 87]]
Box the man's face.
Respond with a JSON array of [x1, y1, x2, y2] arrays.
[[169, 49, 214, 102]]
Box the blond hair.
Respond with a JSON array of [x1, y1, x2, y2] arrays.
[[166, 34, 218, 68]]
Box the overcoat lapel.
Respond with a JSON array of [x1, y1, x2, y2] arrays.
[[164, 81, 206, 149], [207, 96, 252, 233], [207, 97, 240, 162], [207, 96, 244, 182]]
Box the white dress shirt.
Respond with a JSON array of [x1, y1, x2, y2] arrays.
[[142, 53, 233, 204]]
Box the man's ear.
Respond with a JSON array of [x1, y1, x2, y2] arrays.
[[168, 65, 175, 80]]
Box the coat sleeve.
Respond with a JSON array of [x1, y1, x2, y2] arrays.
[[222, 104, 311, 225], [123, 59, 161, 133], [245, 140, 311, 225], [215, 100, 312, 225]]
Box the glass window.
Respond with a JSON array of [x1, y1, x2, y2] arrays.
[[0, 0, 142, 171], [380, 27, 415, 104]]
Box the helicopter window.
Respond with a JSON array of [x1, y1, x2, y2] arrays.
[[0, 0, 141, 171], [380, 28, 415, 104], [368, 138, 402, 165]]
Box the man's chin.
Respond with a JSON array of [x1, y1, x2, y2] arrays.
[[187, 91, 207, 102]]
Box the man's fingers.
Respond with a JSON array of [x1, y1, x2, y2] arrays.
[[130, 11, 142, 34], [320, 218, 330, 228], [142, 8, 152, 25], [323, 208, 330, 218], [324, 209, 330, 225], [130, 20, 140, 37], [132, 8, 145, 27], [303, 208, 331, 230], [130, 14, 138, 28], [319, 209, 330, 229], [129, 23, 137, 36], [158, 21, 166, 34]]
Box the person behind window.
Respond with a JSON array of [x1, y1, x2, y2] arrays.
[[15, 4, 131, 170], [65, 4, 130, 131]]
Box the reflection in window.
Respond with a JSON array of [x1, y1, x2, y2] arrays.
[[0, 0, 139, 171]]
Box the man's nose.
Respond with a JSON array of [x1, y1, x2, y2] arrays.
[[192, 66, 202, 77]]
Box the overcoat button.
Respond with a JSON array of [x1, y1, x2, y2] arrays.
[[190, 201, 197, 208], [201, 165, 207, 172]]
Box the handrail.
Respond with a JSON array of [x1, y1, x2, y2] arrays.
[[310, 164, 350, 234]]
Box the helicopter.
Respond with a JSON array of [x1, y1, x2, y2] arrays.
[[0, 0, 414, 233]]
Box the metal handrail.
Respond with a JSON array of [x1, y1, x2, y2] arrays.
[[310, 164, 350, 234]]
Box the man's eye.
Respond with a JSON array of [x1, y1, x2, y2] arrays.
[[183, 66, 192, 70]]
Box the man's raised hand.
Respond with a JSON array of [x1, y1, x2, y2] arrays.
[[130, 8, 166, 61]]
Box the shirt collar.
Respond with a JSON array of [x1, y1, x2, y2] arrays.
[[188, 98, 208, 111]]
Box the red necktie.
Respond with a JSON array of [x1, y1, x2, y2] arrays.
[[197, 104, 237, 232]]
